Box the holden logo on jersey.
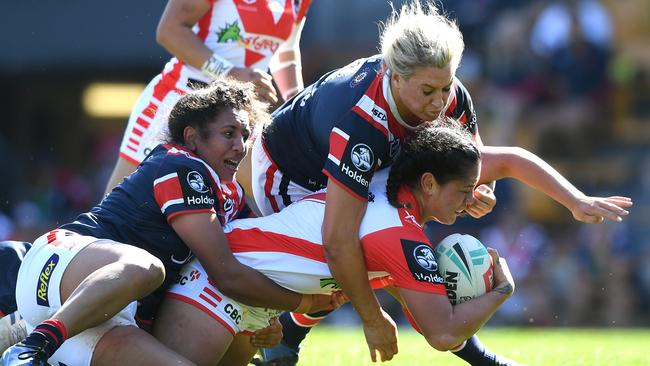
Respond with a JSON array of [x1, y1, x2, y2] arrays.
[[413, 245, 438, 272], [340, 164, 369, 188], [401, 239, 444, 285], [351, 144, 374, 172], [187, 171, 209, 193]]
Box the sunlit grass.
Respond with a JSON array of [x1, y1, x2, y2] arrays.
[[297, 326, 650, 365]]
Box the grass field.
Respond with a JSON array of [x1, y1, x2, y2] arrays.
[[296, 326, 650, 365]]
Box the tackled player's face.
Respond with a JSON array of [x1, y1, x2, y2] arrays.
[[195, 108, 250, 182], [391, 64, 454, 127], [424, 162, 480, 225]]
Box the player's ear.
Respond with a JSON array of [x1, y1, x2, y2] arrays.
[[420, 172, 438, 197], [183, 126, 198, 151], [390, 71, 402, 90]]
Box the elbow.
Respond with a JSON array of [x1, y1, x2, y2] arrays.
[[155, 24, 173, 48], [322, 232, 347, 262], [425, 333, 461, 352]]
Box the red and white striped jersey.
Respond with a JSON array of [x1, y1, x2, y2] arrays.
[[224, 170, 447, 296], [161, 0, 310, 92]]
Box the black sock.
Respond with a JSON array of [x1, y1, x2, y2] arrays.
[[452, 335, 500, 366], [279, 310, 332, 350], [22, 319, 67, 358]]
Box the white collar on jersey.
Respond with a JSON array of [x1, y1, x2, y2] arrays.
[[382, 69, 419, 132]]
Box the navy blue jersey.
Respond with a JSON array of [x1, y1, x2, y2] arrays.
[[61, 144, 246, 292], [0, 241, 30, 316], [263, 55, 478, 201]]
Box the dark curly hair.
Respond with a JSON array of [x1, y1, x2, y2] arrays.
[[386, 119, 480, 208], [166, 78, 270, 145]]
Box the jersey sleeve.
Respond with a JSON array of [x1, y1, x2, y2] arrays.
[[361, 227, 447, 295], [446, 77, 478, 137], [322, 111, 389, 201], [152, 156, 218, 222]]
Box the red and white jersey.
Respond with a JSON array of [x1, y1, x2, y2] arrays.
[[224, 170, 447, 295], [161, 0, 310, 92]]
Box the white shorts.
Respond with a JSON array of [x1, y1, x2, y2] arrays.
[[250, 136, 314, 216], [16, 230, 138, 366], [166, 259, 281, 335], [118, 74, 185, 165]]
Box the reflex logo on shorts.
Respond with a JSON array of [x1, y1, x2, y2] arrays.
[[401, 240, 444, 285], [36, 254, 59, 306]]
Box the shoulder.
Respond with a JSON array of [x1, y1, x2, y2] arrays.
[[446, 77, 477, 134]]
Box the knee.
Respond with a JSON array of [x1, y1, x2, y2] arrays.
[[121, 255, 165, 294]]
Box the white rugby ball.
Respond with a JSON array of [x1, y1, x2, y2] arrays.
[[434, 234, 494, 305]]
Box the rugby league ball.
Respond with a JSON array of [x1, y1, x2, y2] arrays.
[[434, 234, 494, 305]]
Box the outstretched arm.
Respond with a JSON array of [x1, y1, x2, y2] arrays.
[[479, 146, 632, 223]]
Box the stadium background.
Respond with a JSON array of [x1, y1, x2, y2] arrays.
[[0, 0, 648, 328]]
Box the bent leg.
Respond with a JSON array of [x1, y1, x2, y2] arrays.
[[56, 240, 165, 336], [218, 333, 258, 366], [92, 325, 194, 366], [154, 297, 234, 366]]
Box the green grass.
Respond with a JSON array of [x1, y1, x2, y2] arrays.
[[297, 326, 650, 365]]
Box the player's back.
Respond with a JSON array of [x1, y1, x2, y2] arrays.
[[262, 56, 384, 190], [225, 170, 408, 292]]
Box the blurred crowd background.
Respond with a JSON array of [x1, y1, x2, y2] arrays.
[[1, 0, 648, 327]]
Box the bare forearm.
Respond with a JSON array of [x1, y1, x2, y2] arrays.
[[325, 239, 381, 322], [409, 287, 510, 351], [157, 26, 212, 70], [322, 182, 381, 322], [156, 0, 213, 70], [271, 51, 304, 101], [208, 260, 301, 310], [443, 287, 510, 341], [481, 146, 585, 211]]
